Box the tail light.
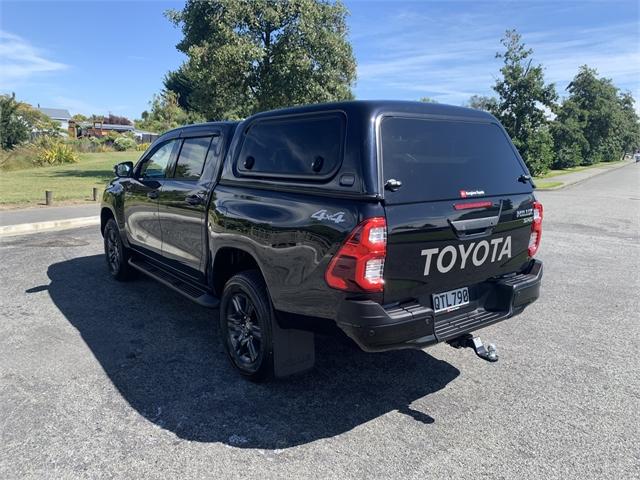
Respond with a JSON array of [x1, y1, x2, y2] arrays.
[[325, 217, 387, 292], [528, 201, 543, 257]]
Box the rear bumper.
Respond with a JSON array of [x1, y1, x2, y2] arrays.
[[336, 259, 543, 352]]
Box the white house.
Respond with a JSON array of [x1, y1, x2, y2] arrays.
[[37, 107, 72, 131]]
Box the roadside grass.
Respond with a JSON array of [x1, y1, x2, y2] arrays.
[[0, 151, 137, 206], [534, 180, 564, 190], [535, 159, 625, 180]]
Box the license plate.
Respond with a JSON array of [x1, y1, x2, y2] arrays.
[[432, 287, 469, 313]]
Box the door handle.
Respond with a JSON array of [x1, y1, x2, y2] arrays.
[[147, 191, 159, 200], [449, 215, 499, 232], [448, 215, 499, 239], [185, 194, 204, 206], [448, 200, 503, 240]]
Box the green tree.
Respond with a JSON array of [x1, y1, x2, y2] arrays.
[[164, 67, 195, 111], [164, 0, 357, 120], [550, 115, 588, 169], [617, 91, 640, 155], [490, 30, 557, 175], [135, 90, 204, 133], [0, 93, 60, 149], [526, 125, 555, 175], [0, 93, 30, 149], [466, 95, 498, 112], [419, 97, 438, 104], [552, 66, 639, 166]]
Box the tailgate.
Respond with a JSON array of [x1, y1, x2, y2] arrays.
[[378, 115, 535, 304], [383, 194, 536, 303]]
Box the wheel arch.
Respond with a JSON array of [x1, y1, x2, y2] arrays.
[[211, 246, 268, 298], [100, 207, 115, 236]]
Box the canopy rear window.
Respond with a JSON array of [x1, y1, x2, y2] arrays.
[[380, 117, 530, 203]]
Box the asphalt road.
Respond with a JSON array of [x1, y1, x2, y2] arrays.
[[1, 164, 638, 479]]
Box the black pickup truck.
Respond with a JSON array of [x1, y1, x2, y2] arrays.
[[101, 100, 543, 381]]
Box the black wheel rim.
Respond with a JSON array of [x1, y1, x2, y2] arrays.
[[106, 227, 121, 273], [225, 292, 262, 369]]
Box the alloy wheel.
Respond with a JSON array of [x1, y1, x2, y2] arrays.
[[106, 228, 121, 273], [225, 292, 263, 368]]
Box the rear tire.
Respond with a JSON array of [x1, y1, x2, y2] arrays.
[[103, 218, 134, 281], [219, 270, 274, 382]]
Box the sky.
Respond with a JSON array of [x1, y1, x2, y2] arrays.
[[1, 0, 638, 120]]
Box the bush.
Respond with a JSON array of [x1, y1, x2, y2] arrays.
[[95, 143, 114, 153], [113, 136, 137, 151], [0, 144, 40, 171], [553, 144, 583, 169], [136, 142, 150, 151], [36, 141, 79, 166], [65, 138, 96, 153]]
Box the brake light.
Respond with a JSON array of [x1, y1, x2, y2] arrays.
[[325, 217, 387, 292], [454, 201, 493, 210], [528, 201, 543, 257]]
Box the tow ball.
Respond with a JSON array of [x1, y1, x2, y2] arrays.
[[448, 334, 499, 362]]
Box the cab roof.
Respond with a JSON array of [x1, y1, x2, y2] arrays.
[[246, 100, 495, 123], [159, 121, 240, 140]]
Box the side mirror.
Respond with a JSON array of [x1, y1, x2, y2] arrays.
[[114, 161, 133, 178]]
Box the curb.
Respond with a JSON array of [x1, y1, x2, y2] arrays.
[[0, 216, 99, 238], [535, 160, 634, 191]]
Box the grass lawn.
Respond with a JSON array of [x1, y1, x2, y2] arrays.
[[0, 151, 138, 206]]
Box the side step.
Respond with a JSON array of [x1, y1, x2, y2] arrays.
[[128, 257, 219, 308]]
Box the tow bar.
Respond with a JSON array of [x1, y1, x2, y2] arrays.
[[448, 334, 498, 362]]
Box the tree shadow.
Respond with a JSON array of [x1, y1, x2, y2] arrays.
[[39, 254, 460, 449]]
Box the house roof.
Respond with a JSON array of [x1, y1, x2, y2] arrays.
[[95, 124, 135, 131], [38, 108, 72, 120], [79, 122, 134, 131]]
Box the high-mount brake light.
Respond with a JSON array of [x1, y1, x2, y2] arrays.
[[528, 201, 543, 257], [325, 217, 387, 292], [453, 201, 493, 210]]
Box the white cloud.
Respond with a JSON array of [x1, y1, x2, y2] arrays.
[[0, 31, 68, 89], [352, 9, 640, 108], [50, 95, 129, 116]]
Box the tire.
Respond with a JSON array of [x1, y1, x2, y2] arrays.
[[103, 218, 134, 281], [219, 270, 274, 382]]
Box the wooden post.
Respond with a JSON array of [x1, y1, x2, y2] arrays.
[[45, 190, 53, 206], [92, 187, 98, 201]]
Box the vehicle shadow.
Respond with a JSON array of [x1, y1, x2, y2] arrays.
[[40, 254, 460, 449]]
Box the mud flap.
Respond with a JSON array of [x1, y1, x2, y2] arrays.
[[272, 320, 315, 378]]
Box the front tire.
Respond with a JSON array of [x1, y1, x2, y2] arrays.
[[103, 218, 133, 281], [219, 270, 274, 382]]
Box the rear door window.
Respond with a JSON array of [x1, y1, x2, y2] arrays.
[[237, 114, 345, 179], [380, 117, 530, 203], [173, 136, 213, 180]]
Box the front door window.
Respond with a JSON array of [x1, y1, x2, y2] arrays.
[[140, 140, 179, 179]]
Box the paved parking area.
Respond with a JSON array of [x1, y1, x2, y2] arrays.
[[1, 164, 638, 479]]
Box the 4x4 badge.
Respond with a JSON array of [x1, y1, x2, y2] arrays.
[[311, 209, 346, 224]]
